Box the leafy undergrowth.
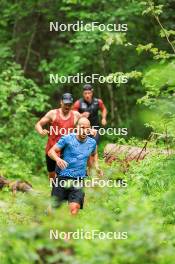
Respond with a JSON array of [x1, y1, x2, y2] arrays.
[[0, 150, 175, 264]]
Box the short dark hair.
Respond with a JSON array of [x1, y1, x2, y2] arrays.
[[83, 84, 92, 91]]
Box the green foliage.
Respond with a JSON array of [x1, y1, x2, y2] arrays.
[[1, 0, 175, 263], [141, 61, 175, 94], [141, 1, 163, 16], [137, 61, 175, 136], [0, 63, 49, 177], [102, 33, 127, 51], [136, 43, 171, 59], [1, 153, 175, 264]]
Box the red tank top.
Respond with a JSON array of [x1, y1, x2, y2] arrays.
[[45, 109, 74, 154]]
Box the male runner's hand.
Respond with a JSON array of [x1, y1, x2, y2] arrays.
[[40, 129, 49, 136], [56, 157, 68, 170], [101, 118, 107, 126]]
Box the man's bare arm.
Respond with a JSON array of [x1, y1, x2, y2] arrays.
[[35, 110, 53, 136], [48, 144, 68, 170], [101, 106, 107, 126], [88, 148, 103, 176], [73, 110, 81, 125]]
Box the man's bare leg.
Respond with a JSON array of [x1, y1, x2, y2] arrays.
[[48, 171, 56, 179], [69, 202, 80, 215], [87, 146, 103, 176], [87, 150, 98, 175]]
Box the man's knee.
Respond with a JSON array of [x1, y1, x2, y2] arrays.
[[71, 208, 78, 215], [48, 171, 56, 179], [69, 202, 80, 215]]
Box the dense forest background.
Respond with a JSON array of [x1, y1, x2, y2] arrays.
[[0, 0, 175, 263], [1, 0, 174, 135]]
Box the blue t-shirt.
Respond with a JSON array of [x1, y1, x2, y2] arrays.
[[55, 133, 96, 178]]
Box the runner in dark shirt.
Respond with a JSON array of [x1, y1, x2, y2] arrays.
[[73, 84, 107, 144]]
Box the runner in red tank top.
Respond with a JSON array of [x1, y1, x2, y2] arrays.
[[45, 109, 75, 154], [35, 93, 80, 179]]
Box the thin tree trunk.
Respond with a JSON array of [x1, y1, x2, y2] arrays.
[[106, 83, 115, 126], [97, 85, 101, 99], [99, 55, 121, 125], [23, 16, 39, 73]]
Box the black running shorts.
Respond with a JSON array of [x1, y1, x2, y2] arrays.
[[46, 154, 56, 172], [51, 176, 85, 209]]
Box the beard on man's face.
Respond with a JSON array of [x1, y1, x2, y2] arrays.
[[62, 104, 72, 113]]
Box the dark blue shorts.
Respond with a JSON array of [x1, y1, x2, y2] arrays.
[[51, 176, 85, 209]]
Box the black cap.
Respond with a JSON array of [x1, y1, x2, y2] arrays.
[[62, 93, 73, 104], [83, 84, 92, 91]]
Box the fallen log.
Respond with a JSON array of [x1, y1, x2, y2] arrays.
[[0, 175, 32, 195], [103, 144, 174, 164]]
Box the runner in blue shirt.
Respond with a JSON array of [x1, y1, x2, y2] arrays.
[[48, 117, 102, 215]]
